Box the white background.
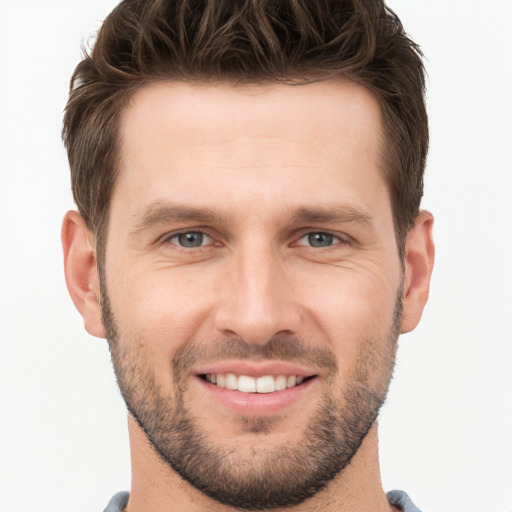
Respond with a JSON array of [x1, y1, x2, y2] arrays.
[[0, 1, 511, 511]]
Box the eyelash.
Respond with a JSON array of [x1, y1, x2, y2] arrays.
[[161, 230, 349, 249], [295, 232, 347, 248], [163, 230, 215, 248]]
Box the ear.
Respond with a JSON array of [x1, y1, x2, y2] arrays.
[[62, 210, 105, 338], [400, 210, 435, 334]]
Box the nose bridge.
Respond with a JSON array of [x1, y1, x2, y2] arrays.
[[214, 238, 299, 344]]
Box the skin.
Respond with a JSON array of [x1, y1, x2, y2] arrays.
[[62, 80, 434, 512]]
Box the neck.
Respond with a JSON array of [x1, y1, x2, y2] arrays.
[[125, 415, 394, 512]]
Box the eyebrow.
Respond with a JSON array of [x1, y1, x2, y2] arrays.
[[290, 205, 374, 227], [130, 200, 374, 235], [131, 201, 224, 234]]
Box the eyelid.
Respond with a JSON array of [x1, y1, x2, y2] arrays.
[[162, 229, 214, 246], [294, 231, 349, 247], [157, 228, 351, 248]]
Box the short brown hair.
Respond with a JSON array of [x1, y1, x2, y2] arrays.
[[63, 0, 428, 261]]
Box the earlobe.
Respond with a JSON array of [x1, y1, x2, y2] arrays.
[[62, 210, 106, 339], [400, 210, 435, 334]]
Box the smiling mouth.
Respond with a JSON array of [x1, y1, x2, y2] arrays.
[[200, 373, 315, 394]]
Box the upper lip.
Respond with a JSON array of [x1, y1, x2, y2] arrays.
[[193, 360, 318, 378]]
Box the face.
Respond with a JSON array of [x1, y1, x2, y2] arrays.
[[103, 80, 403, 509]]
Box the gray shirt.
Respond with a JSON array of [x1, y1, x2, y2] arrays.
[[103, 490, 422, 511]]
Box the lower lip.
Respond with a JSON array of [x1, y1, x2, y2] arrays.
[[196, 376, 317, 415]]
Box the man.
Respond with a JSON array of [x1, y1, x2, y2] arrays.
[[61, 1, 434, 511]]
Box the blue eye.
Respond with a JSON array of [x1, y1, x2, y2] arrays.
[[297, 232, 341, 248], [168, 232, 212, 248]]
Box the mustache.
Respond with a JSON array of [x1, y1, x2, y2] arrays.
[[172, 335, 339, 380]]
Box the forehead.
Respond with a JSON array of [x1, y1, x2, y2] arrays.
[[120, 79, 384, 163], [114, 79, 388, 222]]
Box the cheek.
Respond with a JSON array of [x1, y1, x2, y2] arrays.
[[106, 246, 401, 372], [107, 263, 217, 352], [294, 267, 399, 370], [106, 268, 217, 398]]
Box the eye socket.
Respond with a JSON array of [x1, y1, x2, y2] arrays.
[[167, 231, 213, 248], [296, 232, 343, 248], [164, 231, 344, 249]]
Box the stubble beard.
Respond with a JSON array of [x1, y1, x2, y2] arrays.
[[102, 288, 401, 510]]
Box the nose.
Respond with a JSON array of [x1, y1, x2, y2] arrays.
[[213, 242, 302, 345]]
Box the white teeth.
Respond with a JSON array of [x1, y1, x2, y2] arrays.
[[286, 375, 296, 388], [238, 375, 257, 393], [225, 373, 238, 390], [205, 373, 308, 393], [275, 375, 287, 391], [256, 375, 275, 393]]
